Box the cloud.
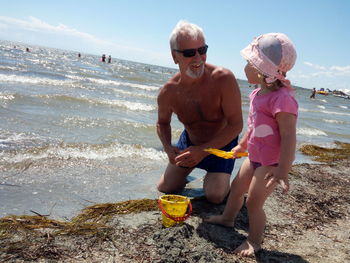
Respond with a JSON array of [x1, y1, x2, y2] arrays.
[[303, 61, 326, 70], [330, 65, 350, 73], [0, 16, 116, 47], [302, 61, 350, 77], [0, 16, 170, 66]]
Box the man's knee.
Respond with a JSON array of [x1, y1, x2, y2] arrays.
[[157, 182, 170, 193], [157, 181, 183, 194], [206, 191, 227, 204]]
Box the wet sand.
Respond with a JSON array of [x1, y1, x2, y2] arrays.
[[1, 157, 349, 262]]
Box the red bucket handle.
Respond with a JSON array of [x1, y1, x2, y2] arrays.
[[158, 199, 192, 222]]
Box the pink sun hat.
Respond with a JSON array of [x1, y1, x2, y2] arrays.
[[240, 33, 297, 85]]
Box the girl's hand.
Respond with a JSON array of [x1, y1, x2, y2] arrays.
[[231, 144, 246, 158], [265, 169, 289, 193]]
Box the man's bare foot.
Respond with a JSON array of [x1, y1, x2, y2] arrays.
[[204, 215, 234, 227], [234, 240, 261, 257]]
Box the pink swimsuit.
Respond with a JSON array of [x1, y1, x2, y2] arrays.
[[247, 87, 298, 166]]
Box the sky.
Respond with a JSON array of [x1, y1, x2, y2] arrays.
[[1, 0, 350, 92]]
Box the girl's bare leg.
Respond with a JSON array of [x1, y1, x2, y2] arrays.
[[234, 165, 277, 256], [205, 158, 254, 226]]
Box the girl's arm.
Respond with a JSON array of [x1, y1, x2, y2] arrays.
[[266, 112, 297, 192], [231, 131, 249, 154]]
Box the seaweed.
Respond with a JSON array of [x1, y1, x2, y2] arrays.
[[299, 141, 350, 163], [0, 199, 158, 241], [0, 199, 159, 261], [72, 199, 158, 224]]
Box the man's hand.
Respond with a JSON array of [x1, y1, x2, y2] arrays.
[[165, 146, 181, 165], [174, 146, 206, 168]]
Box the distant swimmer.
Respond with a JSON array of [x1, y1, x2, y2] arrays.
[[108, 55, 111, 63], [26, 47, 30, 52], [78, 53, 81, 58], [101, 54, 106, 62], [310, 88, 316, 99]]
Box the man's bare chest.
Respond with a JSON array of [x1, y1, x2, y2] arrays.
[[173, 91, 222, 124]]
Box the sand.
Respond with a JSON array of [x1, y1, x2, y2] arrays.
[[1, 158, 349, 263]]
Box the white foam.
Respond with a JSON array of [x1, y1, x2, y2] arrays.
[[0, 65, 18, 71], [0, 93, 15, 101], [298, 107, 309, 112], [77, 76, 160, 91], [323, 119, 345, 124], [99, 99, 156, 111], [34, 94, 156, 112], [297, 128, 327, 136], [339, 105, 348, 109], [112, 88, 156, 99], [0, 73, 160, 92], [320, 110, 350, 116], [298, 107, 350, 116], [0, 73, 74, 86], [0, 131, 50, 150], [0, 142, 167, 163]]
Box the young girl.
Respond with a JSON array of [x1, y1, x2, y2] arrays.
[[206, 33, 298, 256]]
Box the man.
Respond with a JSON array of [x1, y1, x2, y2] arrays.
[[157, 20, 243, 203], [310, 88, 316, 99]]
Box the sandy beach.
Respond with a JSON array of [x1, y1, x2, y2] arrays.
[[1, 144, 349, 263]]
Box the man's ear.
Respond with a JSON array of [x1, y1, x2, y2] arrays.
[[172, 51, 178, 64]]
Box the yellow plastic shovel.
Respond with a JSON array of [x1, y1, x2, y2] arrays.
[[204, 148, 248, 159]]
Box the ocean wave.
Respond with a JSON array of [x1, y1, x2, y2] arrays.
[[60, 117, 155, 130], [322, 119, 346, 124], [297, 128, 327, 136], [339, 105, 348, 109], [0, 142, 167, 164], [0, 93, 15, 101], [0, 65, 21, 72], [0, 73, 159, 92], [88, 78, 160, 91], [320, 110, 350, 116], [317, 105, 326, 109], [65, 74, 160, 91], [101, 99, 155, 111], [298, 107, 350, 116], [34, 94, 156, 111], [0, 73, 75, 87], [298, 107, 309, 112], [0, 131, 52, 150], [112, 88, 156, 99]]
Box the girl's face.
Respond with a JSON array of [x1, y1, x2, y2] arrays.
[[244, 62, 261, 84]]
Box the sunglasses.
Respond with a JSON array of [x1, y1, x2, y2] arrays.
[[173, 45, 208, 57]]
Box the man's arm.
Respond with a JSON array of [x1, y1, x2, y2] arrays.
[[157, 86, 180, 164]]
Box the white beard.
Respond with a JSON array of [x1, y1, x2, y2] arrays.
[[185, 64, 205, 79]]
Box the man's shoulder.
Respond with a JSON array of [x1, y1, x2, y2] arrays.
[[158, 73, 180, 98], [208, 64, 234, 80], [161, 73, 180, 88]]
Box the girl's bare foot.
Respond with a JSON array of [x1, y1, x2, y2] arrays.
[[234, 240, 261, 257], [204, 215, 234, 227]]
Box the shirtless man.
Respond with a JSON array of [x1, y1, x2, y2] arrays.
[[157, 21, 243, 203]]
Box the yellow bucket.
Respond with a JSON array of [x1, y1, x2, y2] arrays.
[[158, 195, 192, 227]]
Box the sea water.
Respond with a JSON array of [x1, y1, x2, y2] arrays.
[[1, 40, 349, 219]]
